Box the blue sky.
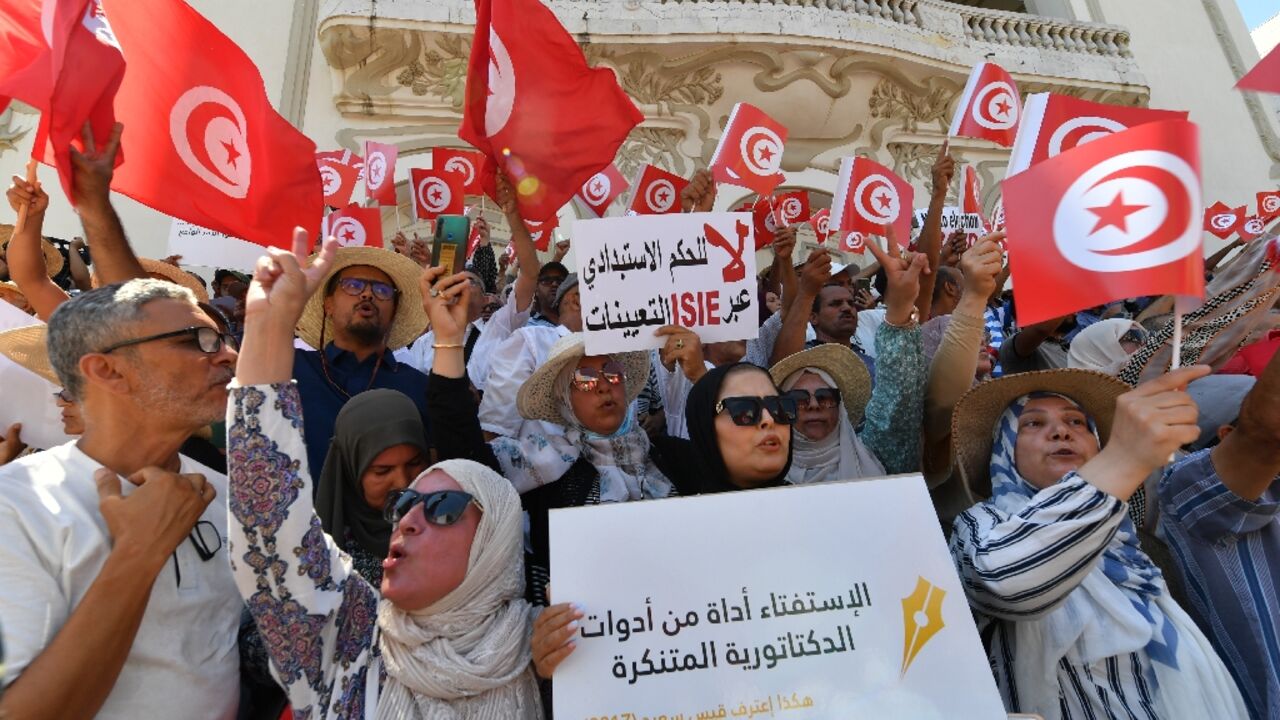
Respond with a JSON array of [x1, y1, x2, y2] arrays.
[[1238, 0, 1277, 30]]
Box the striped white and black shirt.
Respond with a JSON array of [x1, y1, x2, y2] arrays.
[[951, 474, 1166, 719]]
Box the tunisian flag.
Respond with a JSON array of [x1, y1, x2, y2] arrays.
[[1001, 120, 1204, 326], [99, 0, 322, 250], [830, 156, 914, 246], [629, 164, 687, 215], [709, 102, 788, 196], [1257, 190, 1280, 220], [363, 141, 399, 206], [772, 190, 811, 227], [458, 0, 642, 222], [316, 150, 361, 207], [410, 167, 465, 220], [948, 62, 1021, 147], [1008, 93, 1188, 176], [959, 164, 989, 244], [525, 216, 559, 252], [808, 208, 834, 243], [574, 163, 627, 218], [433, 147, 485, 196], [1203, 201, 1245, 240], [322, 204, 382, 248]]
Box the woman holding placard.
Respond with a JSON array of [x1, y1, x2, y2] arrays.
[[226, 233, 543, 719], [948, 366, 1247, 720]]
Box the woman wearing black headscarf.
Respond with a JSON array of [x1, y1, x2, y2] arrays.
[[314, 388, 430, 587]]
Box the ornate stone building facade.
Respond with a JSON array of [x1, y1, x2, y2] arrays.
[[2, 0, 1277, 265]]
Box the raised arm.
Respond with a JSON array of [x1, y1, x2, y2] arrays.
[[67, 237, 92, 291], [915, 142, 954, 321], [770, 227, 798, 316], [770, 247, 831, 365], [5, 179, 69, 319], [69, 122, 146, 283], [497, 172, 540, 314]]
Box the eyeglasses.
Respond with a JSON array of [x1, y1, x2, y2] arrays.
[[538, 275, 565, 288], [336, 277, 398, 301], [52, 388, 73, 403], [171, 520, 222, 588], [99, 326, 238, 355], [383, 489, 484, 527], [782, 387, 841, 410], [715, 395, 798, 426], [572, 361, 625, 392]]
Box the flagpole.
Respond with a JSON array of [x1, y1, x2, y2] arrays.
[[1169, 312, 1183, 370], [13, 158, 38, 234]]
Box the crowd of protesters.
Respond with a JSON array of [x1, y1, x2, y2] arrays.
[[0, 121, 1278, 720]]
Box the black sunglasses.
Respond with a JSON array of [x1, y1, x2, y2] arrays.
[[100, 326, 238, 355], [384, 489, 483, 527], [52, 388, 73, 403], [715, 395, 798, 426], [783, 387, 842, 410], [572, 361, 625, 392], [337, 277, 398, 302], [1120, 327, 1148, 346], [171, 520, 222, 588]]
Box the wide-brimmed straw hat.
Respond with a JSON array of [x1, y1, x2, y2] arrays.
[[516, 333, 649, 426], [0, 281, 30, 312], [0, 323, 58, 385], [769, 344, 872, 426], [1, 226, 65, 278], [91, 258, 211, 304], [296, 246, 426, 351], [952, 368, 1130, 499]]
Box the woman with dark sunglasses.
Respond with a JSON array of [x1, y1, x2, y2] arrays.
[[226, 234, 543, 719]]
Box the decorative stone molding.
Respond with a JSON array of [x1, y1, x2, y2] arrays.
[[948, 2, 1131, 57]]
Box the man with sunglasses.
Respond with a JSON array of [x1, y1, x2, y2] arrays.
[[292, 248, 430, 480], [0, 279, 243, 719]]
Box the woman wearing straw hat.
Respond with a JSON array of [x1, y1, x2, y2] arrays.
[[947, 365, 1247, 720], [769, 342, 920, 484], [227, 232, 543, 719]]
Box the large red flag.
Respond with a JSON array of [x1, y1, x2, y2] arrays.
[[574, 163, 627, 218], [1203, 201, 1245, 240], [830, 156, 914, 246], [322, 205, 382, 248], [316, 151, 361, 207], [948, 62, 1021, 147], [0, 0, 62, 112], [410, 167, 465, 220], [1237, 45, 1280, 94], [1008, 93, 1188, 176], [99, 0, 321, 250], [363, 141, 398, 206], [457, 0, 642, 222], [628, 164, 687, 215], [433, 147, 484, 196], [31, 0, 125, 204], [1001, 120, 1204, 326], [709, 102, 788, 196]]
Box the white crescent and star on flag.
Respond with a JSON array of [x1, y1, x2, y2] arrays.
[[1052, 149, 1200, 273], [1048, 116, 1127, 158], [971, 81, 1019, 131], [169, 85, 252, 199], [443, 157, 477, 187], [418, 176, 452, 214], [645, 179, 676, 213], [329, 217, 366, 247], [366, 152, 388, 190], [485, 28, 516, 138], [584, 173, 612, 205], [739, 126, 784, 178], [319, 165, 341, 196], [854, 174, 899, 225]]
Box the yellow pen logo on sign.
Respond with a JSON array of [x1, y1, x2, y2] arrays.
[[900, 576, 946, 675]]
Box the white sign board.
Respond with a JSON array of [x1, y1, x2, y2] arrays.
[[911, 206, 984, 233], [576, 213, 758, 355], [167, 219, 267, 273], [549, 475, 1005, 720], [0, 303, 73, 451]]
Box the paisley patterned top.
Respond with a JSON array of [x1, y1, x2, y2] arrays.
[[227, 381, 383, 720]]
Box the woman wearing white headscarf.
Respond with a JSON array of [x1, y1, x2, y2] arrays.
[[947, 366, 1246, 720], [1067, 317, 1147, 375], [226, 233, 542, 719], [769, 342, 921, 483]]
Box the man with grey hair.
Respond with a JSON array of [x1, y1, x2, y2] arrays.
[[0, 278, 243, 719]]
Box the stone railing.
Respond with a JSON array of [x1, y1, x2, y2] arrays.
[[952, 5, 1131, 57], [657, 0, 1131, 58]]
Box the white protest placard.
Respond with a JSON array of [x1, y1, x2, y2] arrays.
[[167, 219, 268, 273], [911, 206, 984, 234], [576, 212, 758, 355], [0, 303, 73, 451], [549, 475, 1005, 720]]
